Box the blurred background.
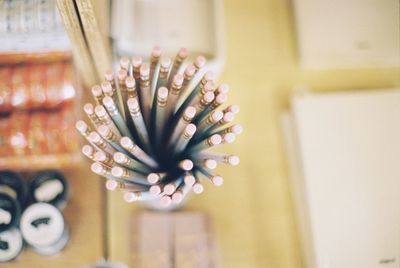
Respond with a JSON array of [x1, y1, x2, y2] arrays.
[[0, 0, 399, 267]]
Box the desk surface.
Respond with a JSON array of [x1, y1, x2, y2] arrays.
[[106, 0, 399, 267]]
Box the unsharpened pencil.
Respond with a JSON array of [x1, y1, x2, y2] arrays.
[[77, 48, 241, 207]]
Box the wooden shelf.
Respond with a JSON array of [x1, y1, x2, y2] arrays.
[[0, 153, 81, 171]]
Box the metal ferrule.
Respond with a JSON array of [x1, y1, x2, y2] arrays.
[[103, 129, 118, 143], [218, 118, 227, 126], [211, 100, 222, 109], [183, 114, 192, 123], [171, 83, 182, 95], [157, 98, 167, 107], [88, 113, 102, 125], [205, 115, 215, 125], [205, 137, 213, 147], [140, 79, 149, 88], [127, 88, 137, 98], [199, 97, 211, 108], [93, 138, 107, 149], [128, 105, 140, 117], [133, 69, 140, 79], [102, 155, 115, 166], [80, 128, 90, 137], [183, 131, 192, 140], [120, 168, 129, 178], [160, 68, 169, 78], [105, 104, 118, 117], [98, 114, 112, 126], [100, 166, 112, 176]]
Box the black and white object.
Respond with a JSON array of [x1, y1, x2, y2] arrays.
[[20, 203, 69, 256], [0, 193, 21, 233], [29, 170, 69, 210], [0, 171, 27, 208], [0, 228, 24, 262]]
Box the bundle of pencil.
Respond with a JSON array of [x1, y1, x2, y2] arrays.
[[76, 47, 242, 207]]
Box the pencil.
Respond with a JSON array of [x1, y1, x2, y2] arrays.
[[147, 172, 167, 184], [120, 136, 158, 168], [195, 152, 240, 166], [174, 123, 196, 153], [169, 106, 196, 147], [94, 105, 121, 136], [155, 57, 171, 91], [127, 97, 151, 150], [76, 48, 241, 206], [91, 85, 104, 104], [138, 64, 151, 125], [113, 152, 151, 174], [94, 150, 115, 167], [82, 144, 95, 160], [154, 87, 169, 144], [168, 48, 188, 86], [111, 166, 150, 185], [88, 131, 116, 154], [149, 46, 161, 81], [189, 134, 222, 152], [131, 56, 142, 85], [83, 103, 103, 128], [102, 96, 132, 138]]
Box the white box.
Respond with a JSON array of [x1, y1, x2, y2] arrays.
[[110, 0, 225, 76], [293, 0, 400, 69], [283, 89, 400, 268]]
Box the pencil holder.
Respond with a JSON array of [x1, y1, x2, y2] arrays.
[[77, 47, 242, 209]]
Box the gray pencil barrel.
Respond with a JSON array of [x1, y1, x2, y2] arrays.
[[120, 136, 158, 168], [116, 69, 128, 121], [195, 151, 240, 166], [91, 162, 120, 181], [103, 96, 132, 138], [154, 87, 169, 142], [175, 124, 196, 154], [94, 105, 121, 136], [119, 182, 149, 193], [155, 58, 171, 90], [83, 103, 103, 128], [171, 182, 191, 203], [139, 64, 151, 125], [195, 110, 223, 135], [97, 125, 131, 154], [169, 106, 196, 146], [166, 74, 184, 120], [127, 97, 151, 149], [163, 176, 184, 195], [113, 152, 152, 174], [88, 131, 116, 154], [123, 191, 156, 202], [174, 72, 212, 117], [131, 56, 142, 86], [189, 134, 222, 152], [149, 46, 161, 81], [167, 48, 188, 86], [178, 64, 196, 100], [111, 166, 151, 186]]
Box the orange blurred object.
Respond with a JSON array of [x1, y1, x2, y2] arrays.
[[0, 58, 80, 171]]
